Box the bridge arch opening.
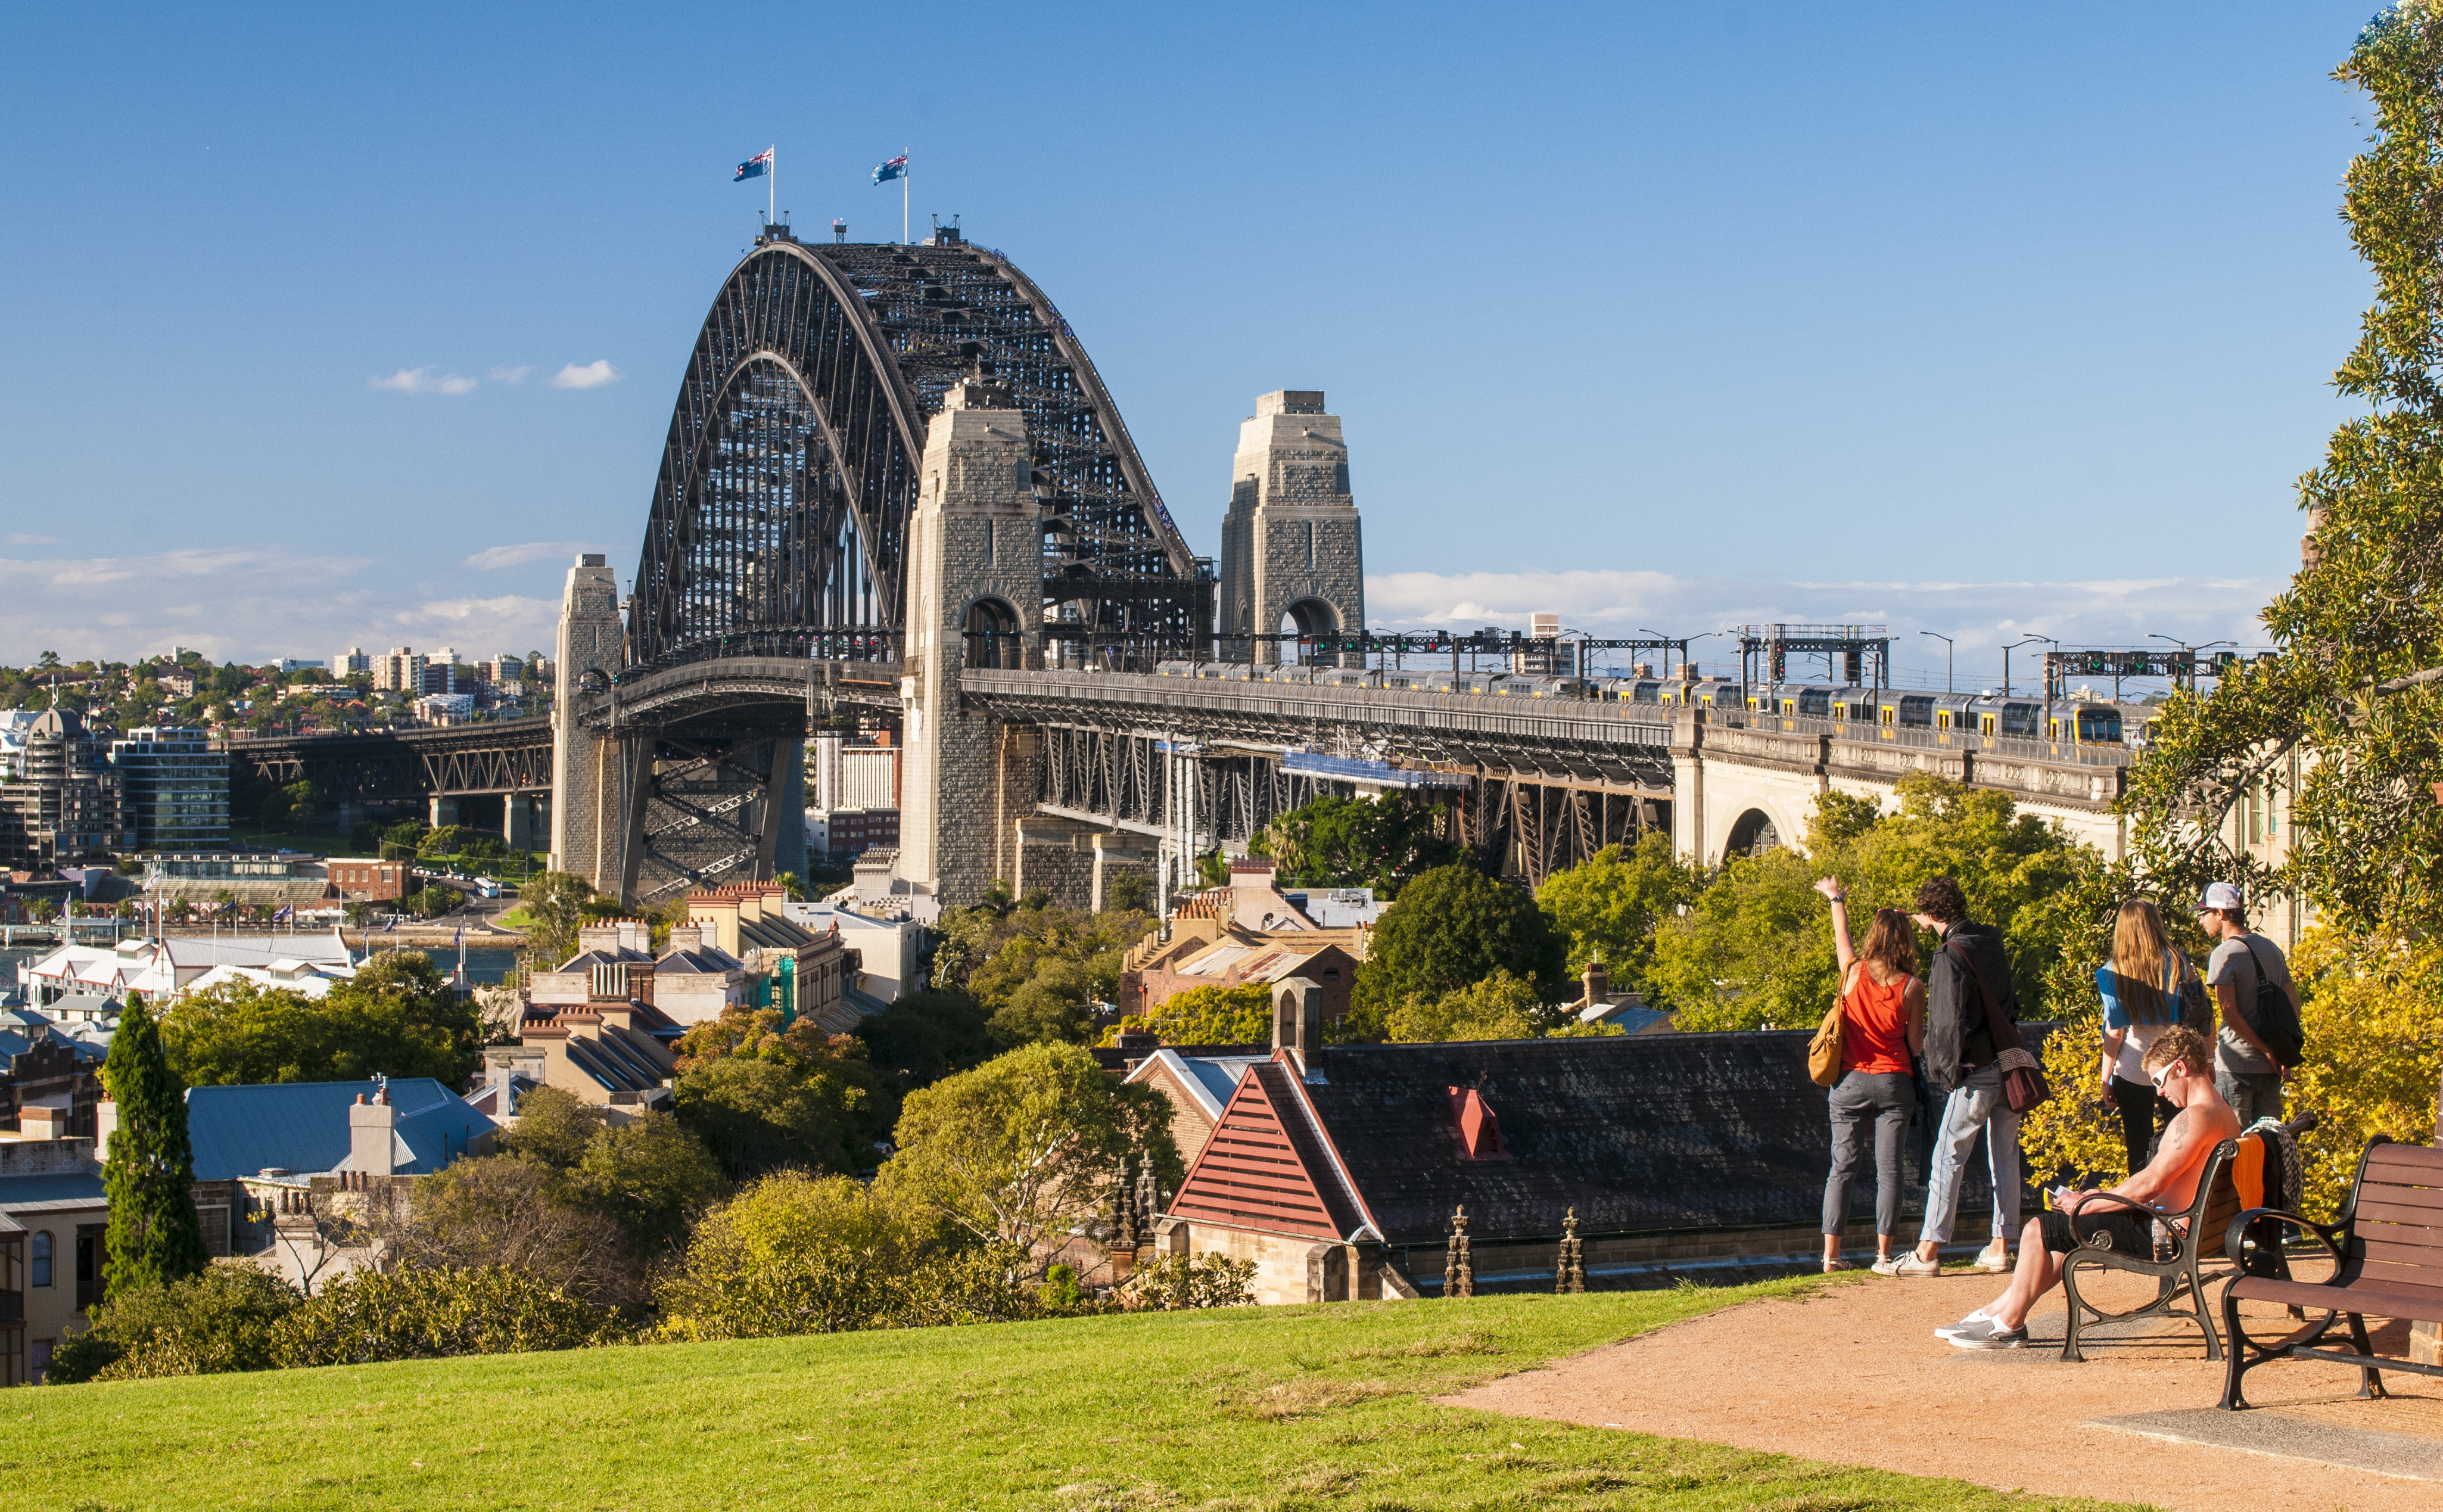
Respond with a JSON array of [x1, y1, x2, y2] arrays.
[[963, 597, 1024, 670], [1726, 807, 1782, 858], [1278, 598, 1340, 664]]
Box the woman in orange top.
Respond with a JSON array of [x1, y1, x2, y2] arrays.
[[1814, 875, 1927, 1274]]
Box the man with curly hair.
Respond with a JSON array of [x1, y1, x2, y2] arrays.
[[1892, 875, 2022, 1276]]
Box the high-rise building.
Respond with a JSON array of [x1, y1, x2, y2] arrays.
[[372, 648, 428, 693], [333, 647, 372, 677], [0, 708, 126, 868], [110, 726, 230, 853], [809, 734, 899, 811]]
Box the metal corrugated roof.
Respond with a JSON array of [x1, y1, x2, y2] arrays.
[[184, 1078, 494, 1180], [0, 1172, 107, 1208]]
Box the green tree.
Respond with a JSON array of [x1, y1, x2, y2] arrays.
[[1387, 969, 1543, 1043], [517, 870, 597, 963], [2125, 7, 2443, 938], [671, 1008, 894, 1178], [382, 1154, 642, 1309], [568, 1110, 729, 1258], [161, 950, 482, 1086], [877, 1042, 1180, 1276], [1253, 792, 1458, 899], [1648, 774, 2106, 1032], [497, 1085, 609, 1168], [44, 1264, 301, 1383], [1110, 981, 1273, 1046], [653, 1171, 923, 1340], [1100, 868, 1151, 914], [853, 989, 996, 1091], [100, 994, 210, 1299], [938, 903, 1154, 1047], [1348, 863, 1568, 1038], [1535, 833, 1703, 999]]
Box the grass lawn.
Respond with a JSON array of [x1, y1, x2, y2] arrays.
[[15, 1279, 2133, 1512]]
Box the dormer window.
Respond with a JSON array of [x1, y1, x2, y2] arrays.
[[1448, 1086, 1511, 1161]]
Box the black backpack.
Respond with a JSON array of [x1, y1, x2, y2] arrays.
[[2236, 935, 2306, 1071]]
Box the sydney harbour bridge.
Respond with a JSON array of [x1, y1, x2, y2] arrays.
[[231, 223, 2136, 909]]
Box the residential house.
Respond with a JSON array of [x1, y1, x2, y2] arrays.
[[29, 934, 354, 1005], [173, 1076, 499, 1291], [0, 1132, 107, 1385]]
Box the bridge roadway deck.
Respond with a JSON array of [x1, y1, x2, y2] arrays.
[[229, 718, 554, 800], [957, 668, 1679, 791]]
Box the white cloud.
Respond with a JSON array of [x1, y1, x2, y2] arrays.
[[0, 547, 380, 664], [463, 541, 599, 572], [550, 360, 620, 390], [369, 365, 479, 395], [1365, 569, 2283, 689], [487, 365, 533, 384], [390, 595, 562, 650], [6, 533, 58, 546]]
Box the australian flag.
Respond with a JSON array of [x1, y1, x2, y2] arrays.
[[735, 148, 772, 182], [873, 154, 907, 185]]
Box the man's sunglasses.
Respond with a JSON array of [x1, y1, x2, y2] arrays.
[[2151, 1064, 2177, 1091]]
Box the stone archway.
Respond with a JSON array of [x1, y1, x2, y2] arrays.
[[1725, 807, 1782, 858]]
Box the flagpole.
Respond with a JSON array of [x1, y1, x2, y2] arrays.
[[902, 150, 910, 244], [769, 143, 776, 226]]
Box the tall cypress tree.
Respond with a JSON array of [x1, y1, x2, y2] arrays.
[[101, 991, 209, 1298]]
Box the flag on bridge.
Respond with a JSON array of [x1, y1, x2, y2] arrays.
[[734, 148, 773, 182], [872, 154, 907, 184], [272, 905, 292, 922]]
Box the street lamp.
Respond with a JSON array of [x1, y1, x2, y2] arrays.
[[1638, 628, 1685, 679], [2003, 634, 2056, 699], [1919, 631, 1955, 694]]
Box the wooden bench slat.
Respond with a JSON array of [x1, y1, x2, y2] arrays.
[[2358, 1183, 2443, 1216], [2355, 1237, 2443, 1270], [2355, 1200, 2443, 1230], [2361, 1147, 2443, 1181], [2228, 1277, 2443, 1320]]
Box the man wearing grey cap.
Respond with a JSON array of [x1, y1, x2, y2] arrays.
[[2195, 882, 2296, 1127]]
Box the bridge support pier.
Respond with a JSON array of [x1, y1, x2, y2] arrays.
[[550, 553, 626, 892], [428, 795, 460, 829], [504, 792, 540, 853], [897, 376, 1044, 909]]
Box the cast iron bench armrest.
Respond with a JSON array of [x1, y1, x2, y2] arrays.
[[2221, 1206, 2344, 1270]]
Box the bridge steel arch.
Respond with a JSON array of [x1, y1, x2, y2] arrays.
[[628, 228, 1208, 671], [570, 228, 1216, 904]]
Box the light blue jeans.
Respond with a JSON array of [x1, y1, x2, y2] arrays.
[[1918, 1062, 2022, 1248]]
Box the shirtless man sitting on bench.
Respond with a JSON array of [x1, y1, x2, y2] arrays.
[[1942, 1023, 2240, 1350]]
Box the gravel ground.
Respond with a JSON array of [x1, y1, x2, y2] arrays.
[[1443, 1262, 2443, 1511]]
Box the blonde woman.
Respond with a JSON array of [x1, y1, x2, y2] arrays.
[[1814, 876, 1927, 1274], [2097, 898, 2192, 1174]]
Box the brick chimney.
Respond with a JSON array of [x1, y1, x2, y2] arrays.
[[1272, 976, 1324, 1069], [1580, 960, 1609, 1009]]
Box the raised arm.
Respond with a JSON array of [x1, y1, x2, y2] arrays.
[[1813, 876, 1855, 976], [1903, 975, 1926, 1057]]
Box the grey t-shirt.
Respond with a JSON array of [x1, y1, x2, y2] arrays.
[[2207, 933, 2294, 1074]]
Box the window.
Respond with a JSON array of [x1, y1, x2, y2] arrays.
[[31, 1230, 52, 1287]]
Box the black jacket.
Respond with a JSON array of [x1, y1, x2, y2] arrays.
[[1923, 920, 2019, 1095]]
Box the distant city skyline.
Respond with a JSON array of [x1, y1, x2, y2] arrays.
[[0, 2, 2372, 678]]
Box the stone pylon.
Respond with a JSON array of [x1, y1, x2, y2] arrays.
[[550, 553, 629, 891], [1216, 390, 1364, 665], [895, 375, 1044, 907]]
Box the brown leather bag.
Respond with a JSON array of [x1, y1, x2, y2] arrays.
[[1808, 973, 1848, 1088]]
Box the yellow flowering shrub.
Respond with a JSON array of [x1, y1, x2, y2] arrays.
[[2285, 925, 2443, 1219]]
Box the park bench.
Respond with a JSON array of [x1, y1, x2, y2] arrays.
[[2218, 1136, 2443, 1410], [2059, 1137, 2244, 1362]]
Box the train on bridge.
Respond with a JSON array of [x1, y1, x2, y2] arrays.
[[1156, 661, 2158, 750]]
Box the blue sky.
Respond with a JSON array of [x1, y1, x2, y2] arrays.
[[0, 2, 2385, 686]]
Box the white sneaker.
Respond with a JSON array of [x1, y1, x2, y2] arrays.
[[1934, 1309, 1993, 1339], [1974, 1240, 2011, 1273], [1894, 1252, 1943, 1277], [1870, 1255, 1903, 1277]]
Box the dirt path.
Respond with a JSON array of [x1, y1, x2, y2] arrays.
[[1443, 1268, 2443, 1511]]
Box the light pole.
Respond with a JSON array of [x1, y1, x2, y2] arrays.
[[1919, 631, 1955, 694], [1638, 628, 1684, 679], [2003, 634, 2055, 699]]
